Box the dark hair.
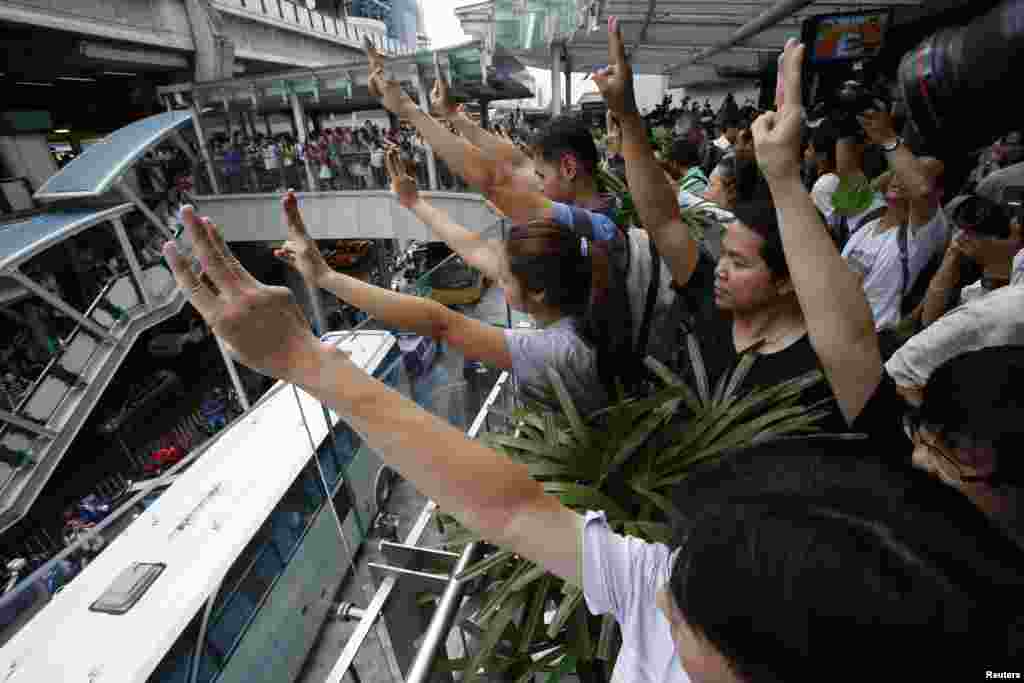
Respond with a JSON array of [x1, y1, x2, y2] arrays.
[[669, 138, 703, 168], [811, 121, 839, 169], [505, 220, 622, 392], [532, 115, 599, 176], [920, 346, 1024, 486], [730, 199, 789, 280], [669, 440, 1024, 681]]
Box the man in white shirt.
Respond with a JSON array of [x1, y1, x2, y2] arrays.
[[842, 111, 949, 330]]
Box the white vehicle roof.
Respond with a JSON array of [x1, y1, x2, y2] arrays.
[[0, 331, 395, 683]]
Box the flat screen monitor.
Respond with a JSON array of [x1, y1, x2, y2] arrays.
[[804, 9, 893, 64]]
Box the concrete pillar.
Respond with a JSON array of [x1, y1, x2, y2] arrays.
[[412, 69, 439, 190], [183, 0, 236, 82], [564, 55, 572, 113], [190, 103, 221, 194], [289, 91, 317, 191], [479, 99, 490, 131], [550, 43, 562, 116]]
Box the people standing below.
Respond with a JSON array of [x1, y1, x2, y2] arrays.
[[841, 109, 949, 332], [370, 142, 386, 188]]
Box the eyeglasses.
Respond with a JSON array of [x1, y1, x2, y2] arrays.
[[901, 412, 988, 484]]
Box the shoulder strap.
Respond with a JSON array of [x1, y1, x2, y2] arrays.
[[897, 220, 910, 300], [637, 237, 661, 357], [855, 206, 889, 233]]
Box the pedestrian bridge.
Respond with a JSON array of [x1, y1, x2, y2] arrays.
[[194, 190, 496, 243]]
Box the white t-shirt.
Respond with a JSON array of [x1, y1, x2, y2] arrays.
[[582, 511, 690, 683], [885, 284, 1024, 388], [842, 209, 950, 330], [1013, 248, 1024, 286], [811, 173, 840, 218]]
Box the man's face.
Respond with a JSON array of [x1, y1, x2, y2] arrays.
[[714, 222, 785, 312], [534, 155, 577, 203]]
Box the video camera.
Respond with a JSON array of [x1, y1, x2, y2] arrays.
[[800, 9, 894, 138]]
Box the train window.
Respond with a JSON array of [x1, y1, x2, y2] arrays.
[[147, 608, 221, 683]]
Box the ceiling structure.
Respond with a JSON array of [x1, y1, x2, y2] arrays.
[[456, 0, 936, 89]]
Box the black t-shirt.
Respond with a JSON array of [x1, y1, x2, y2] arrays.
[[669, 252, 845, 432], [851, 372, 914, 461]]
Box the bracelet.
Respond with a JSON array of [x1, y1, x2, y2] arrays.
[[882, 137, 903, 153]]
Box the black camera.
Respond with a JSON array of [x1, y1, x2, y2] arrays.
[[800, 9, 894, 138], [898, 0, 1024, 155]]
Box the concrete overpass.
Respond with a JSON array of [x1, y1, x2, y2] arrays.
[[0, 0, 413, 79]]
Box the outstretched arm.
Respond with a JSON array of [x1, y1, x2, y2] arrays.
[[164, 206, 582, 586], [365, 41, 547, 223], [754, 41, 881, 425], [275, 193, 512, 370], [431, 74, 532, 173], [385, 149, 503, 281], [593, 16, 698, 287]]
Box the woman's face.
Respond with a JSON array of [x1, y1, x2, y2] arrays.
[[656, 587, 741, 683]]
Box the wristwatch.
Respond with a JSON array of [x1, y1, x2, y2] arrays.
[[882, 137, 903, 153]]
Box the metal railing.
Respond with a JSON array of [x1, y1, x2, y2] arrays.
[[195, 156, 468, 195], [214, 0, 415, 55]]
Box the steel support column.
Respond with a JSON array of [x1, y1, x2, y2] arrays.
[[115, 180, 174, 241], [6, 270, 116, 344], [191, 103, 222, 194], [110, 216, 154, 310], [289, 91, 318, 191]]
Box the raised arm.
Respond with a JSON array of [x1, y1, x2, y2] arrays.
[[859, 110, 942, 226], [593, 17, 698, 286], [163, 206, 582, 586], [432, 74, 532, 173], [754, 41, 881, 425], [274, 193, 512, 370], [385, 149, 503, 281], [365, 41, 548, 224]]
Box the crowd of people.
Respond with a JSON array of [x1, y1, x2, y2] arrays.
[[206, 119, 470, 194], [164, 21, 1023, 681]]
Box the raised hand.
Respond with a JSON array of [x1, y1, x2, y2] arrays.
[[385, 146, 419, 209], [430, 74, 459, 118], [751, 39, 806, 182], [368, 66, 416, 117], [273, 191, 332, 286], [591, 16, 638, 117], [857, 110, 899, 146], [364, 36, 387, 96], [163, 206, 324, 386]]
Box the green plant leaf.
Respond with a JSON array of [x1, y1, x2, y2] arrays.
[[547, 587, 583, 639], [514, 648, 566, 683], [543, 483, 630, 520], [545, 653, 578, 683], [596, 614, 618, 661], [546, 367, 589, 444], [457, 549, 515, 582], [506, 564, 550, 594], [831, 175, 875, 216], [623, 521, 674, 544], [478, 560, 538, 627], [463, 590, 530, 683], [518, 574, 554, 654], [570, 603, 594, 661], [629, 484, 681, 522]]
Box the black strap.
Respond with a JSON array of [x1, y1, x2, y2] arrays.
[[637, 237, 661, 358], [855, 206, 889, 233], [897, 221, 910, 301]]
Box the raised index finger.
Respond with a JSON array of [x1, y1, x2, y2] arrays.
[[607, 15, 627, 69], [283, 191, 309, 240], [781, 39, 805, 114]]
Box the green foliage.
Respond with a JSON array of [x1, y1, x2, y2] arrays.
[[831, 175, 876, 217], [444, 349, 833, 682]]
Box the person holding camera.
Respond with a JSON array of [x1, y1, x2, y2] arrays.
[[920, 196, 1024, 326], [838, 109, 949, 331]]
